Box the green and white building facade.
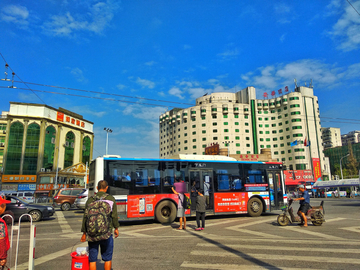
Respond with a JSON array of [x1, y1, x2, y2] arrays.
[[159, 86, 329, 178]]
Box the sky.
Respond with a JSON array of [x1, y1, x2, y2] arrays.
[[0, 0, 360, 159]]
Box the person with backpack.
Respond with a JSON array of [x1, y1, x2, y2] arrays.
[[172, 180, 186, 230], [81, 180, 119, 270]]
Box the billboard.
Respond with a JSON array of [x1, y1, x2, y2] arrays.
[[312, 158, 322, 181], [284, 170, 314, 186]]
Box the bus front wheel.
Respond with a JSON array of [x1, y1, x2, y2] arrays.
[[155, 200, 177, 224], [247, 197, 263, 217]]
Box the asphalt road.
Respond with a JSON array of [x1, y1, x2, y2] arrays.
[[5, 197, 360, 270]]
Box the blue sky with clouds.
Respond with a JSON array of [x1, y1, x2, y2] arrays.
[[0, 0, 359, 158]]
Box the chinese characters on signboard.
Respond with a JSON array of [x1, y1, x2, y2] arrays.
[[57, 112, 85, 128]]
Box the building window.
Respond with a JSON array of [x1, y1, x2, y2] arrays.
[[223, 115, 228, 118], [5, 122, 24, 174], [64, 131, 75, 168], [193, 139, 196, 142], [213, 122, 217, 126], [224, 129, 229, 132], [43, 126, 56, 170], [23, 123, 41, 175], [82, 136, 91, 165], [235, 129, 239, 132], [224, 122, 228, 125], [224, 136, 229, 140]]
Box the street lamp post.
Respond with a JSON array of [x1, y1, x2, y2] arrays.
[[340, 153, 350, 180], [222, 141, 233, 157], [104, 128, 112, 155]]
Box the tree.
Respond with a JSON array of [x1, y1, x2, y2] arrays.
[[345, 143, 359, 178]]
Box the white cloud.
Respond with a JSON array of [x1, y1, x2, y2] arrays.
[[187, 87, 208, 100], [328, 0, 360, 51], [217, 48, 239, 60], [168, 87, 184, 99], [241, 59, 346, 92], [144, 61, 156, 66], [42, 0, 120, 37], [280, 33, 286, 43], [135, 77, 155, 89], [0, 5, 29, 28], [69, 67, 87, 83], [116, 84, 126, 90]]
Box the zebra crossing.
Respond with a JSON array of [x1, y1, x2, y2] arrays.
[[175, 217, 360, 270]]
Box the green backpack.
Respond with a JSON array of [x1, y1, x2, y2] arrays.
[[182, 195, 191, 209], [85, 194, 112, 242]]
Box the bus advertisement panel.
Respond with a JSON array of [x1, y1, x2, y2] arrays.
[[89, 156, 286, 224]]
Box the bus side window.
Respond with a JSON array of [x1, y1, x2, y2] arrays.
[[218, 174, 230, 190]]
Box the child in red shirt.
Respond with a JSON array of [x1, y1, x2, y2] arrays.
[[0, 194, 11, 269]]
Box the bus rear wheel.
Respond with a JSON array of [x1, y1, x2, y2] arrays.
[[247, 197, 263, 217], [155, 200, 177, 224]]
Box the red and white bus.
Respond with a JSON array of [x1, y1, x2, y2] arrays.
[[89, 155, 286, 223]]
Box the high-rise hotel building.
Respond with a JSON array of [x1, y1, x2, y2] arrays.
[[159, 86, 328, 177]]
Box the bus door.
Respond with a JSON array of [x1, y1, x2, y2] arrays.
[[268, 170, 284, 210], [189, 170, 214, 213]]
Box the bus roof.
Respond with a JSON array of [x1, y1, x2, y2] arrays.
[[100, 155, 282, 165], [313, 178, 359, 188]]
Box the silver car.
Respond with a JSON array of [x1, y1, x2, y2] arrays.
[[74, 189, 88, 210]]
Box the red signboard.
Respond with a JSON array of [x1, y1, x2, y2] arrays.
[[284, 170, 314, 186], [238, 154, 260, 161], [312, 158, 322, 181], [214, 192, 248, 213], [57, 112, 64, 121]]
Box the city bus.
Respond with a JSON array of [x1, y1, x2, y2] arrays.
[[89, 155, 286, 223]]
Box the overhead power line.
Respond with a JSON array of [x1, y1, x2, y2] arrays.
[[0, 52, 46, 104], [346, 0, 360, 16], [0, 86, 185, 108], [12, 80, 194, 106]]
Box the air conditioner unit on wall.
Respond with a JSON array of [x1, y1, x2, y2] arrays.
[[2, 130, 6, 134], [40, 168, 45, 172], [0, 142, 4, 147], [46, 169, 51, 172]]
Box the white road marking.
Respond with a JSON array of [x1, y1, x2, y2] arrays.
[[55, 211, 73, 233], [181, 261, 322, 270], [197, 243, 360, 254], [281, 226, 344, 240], [227, 217, 275, 230], [190, 250, 360, 264], [341, 226, 360, 233], [231, 228, 283, 238], [15, 243, 87, 270], [324, 217, 346, 223]]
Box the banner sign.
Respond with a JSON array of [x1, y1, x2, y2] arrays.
[[18, 184, 37, 191], [284, 170, 314, 186], [2, 175, 37, 183], [312, 158, 322, 181]]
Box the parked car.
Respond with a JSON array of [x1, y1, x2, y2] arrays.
[[74, 189, 88, 210], [2, 195, 55, 222], [53, 188, 86, 211]]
